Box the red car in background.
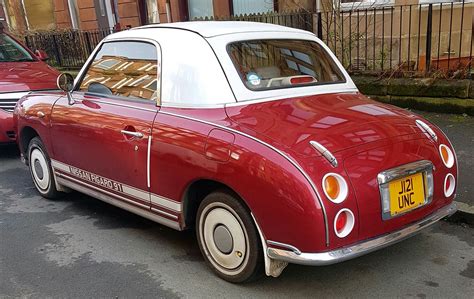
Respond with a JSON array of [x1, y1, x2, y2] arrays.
[[0, 23, 59, 143]]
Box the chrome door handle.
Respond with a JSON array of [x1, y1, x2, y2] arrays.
[[121, 130, 143, 138]]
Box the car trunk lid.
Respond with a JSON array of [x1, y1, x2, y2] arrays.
[[225, 93, 421, 158]]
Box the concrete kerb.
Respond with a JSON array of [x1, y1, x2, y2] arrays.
[[449, 201, 474, 226]]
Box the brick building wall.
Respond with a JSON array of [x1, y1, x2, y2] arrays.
[[54, 0, 72, 29], [117, 0, 141, 28], [78, 0, 98, 30]]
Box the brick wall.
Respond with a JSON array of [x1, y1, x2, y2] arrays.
[[117, 0, 140, 28], [54, 0, 72, 29], [78, 0, 98, 30]]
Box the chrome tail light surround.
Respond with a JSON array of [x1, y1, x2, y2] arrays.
[[334, 208, 355, 238], [444, 173, 455, 197], [439, 144, 455, 168], [377, 160, 434, 220], [322, 173, 349, 204]]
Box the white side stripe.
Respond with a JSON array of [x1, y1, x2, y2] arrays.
[[51, 159, 181, 213], [151, 194, 181, 212]]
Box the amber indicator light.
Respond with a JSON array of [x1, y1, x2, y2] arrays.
[[324, 176, 340, 199]]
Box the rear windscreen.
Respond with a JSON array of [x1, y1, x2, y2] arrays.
[[228, 39, 345, 91]]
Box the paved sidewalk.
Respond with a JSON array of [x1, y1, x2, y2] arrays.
[[416, 110, 474, 218]]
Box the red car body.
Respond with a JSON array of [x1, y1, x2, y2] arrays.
[[0, 29, 59, 143], [13, 22, 457, 281]]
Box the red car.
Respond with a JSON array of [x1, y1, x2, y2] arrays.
[[14, 22, 457, 283], [0, 23, 59, 143]]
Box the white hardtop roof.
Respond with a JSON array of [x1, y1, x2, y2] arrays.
[[133, 21, 312, 38]]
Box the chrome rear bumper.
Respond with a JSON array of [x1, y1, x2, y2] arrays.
[[267, 202, 457, 266]]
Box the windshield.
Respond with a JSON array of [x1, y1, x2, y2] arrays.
[[228, 39, 345, 91], [0, 33, 35, 62]]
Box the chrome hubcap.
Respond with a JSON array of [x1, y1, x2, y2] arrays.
[[30, 148, 50, 191], [34, 160, 44, 180], [201, 205, 248, 272], [213, 225, 233, 254]]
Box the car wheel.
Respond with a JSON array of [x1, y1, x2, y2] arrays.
[[196, 190, 263, 283], [27, 137, 61, 199]]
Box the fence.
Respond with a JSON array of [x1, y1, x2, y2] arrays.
[[24, 28, 115, 69], [317, 1, 473, 77], [21, 3, 473, 77], [195, 10, 314, 32]]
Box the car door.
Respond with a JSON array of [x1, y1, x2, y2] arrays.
[[50, 40, 160, 208]]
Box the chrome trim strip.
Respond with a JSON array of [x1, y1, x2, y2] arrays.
[[267, 202, 457, 266], [267, 240, 302, 255], [309, 140, 338, 167], [158, 110, 330, 245], [78, 98, 158, 112], [57, 176, 181, 230], [147, 135, 152, 188], [151, 207, 178, 219], [0, 91, 30, 99]]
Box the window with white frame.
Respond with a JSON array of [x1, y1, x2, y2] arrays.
[[67, 0, 80, 29], [339, 0, 394, 11]]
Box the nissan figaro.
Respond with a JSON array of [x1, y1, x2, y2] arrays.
[[14, 22, 457, 283]]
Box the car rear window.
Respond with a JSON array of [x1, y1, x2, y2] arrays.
[[228, 39, 345, 91]]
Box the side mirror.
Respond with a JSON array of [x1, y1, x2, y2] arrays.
[[35, 49, 49, 61], [57, 73, 75, 105]]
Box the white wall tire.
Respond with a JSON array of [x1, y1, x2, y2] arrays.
[[196, 191, 263, 283], [28, 137, 61, 199]]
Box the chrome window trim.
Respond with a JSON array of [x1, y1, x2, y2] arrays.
[[267, 202, 456, 266], [158, 110, 330, 246], [65, 96, 158, 113], [73, 37, 163, 106], [377, 160, 434, 220]]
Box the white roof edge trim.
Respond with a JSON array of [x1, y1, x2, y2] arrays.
[[133, 21, 310, 38]]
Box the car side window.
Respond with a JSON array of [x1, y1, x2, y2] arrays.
[[79, 41, 159, 102]]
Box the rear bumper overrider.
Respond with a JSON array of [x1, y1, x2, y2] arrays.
[[267, 202, 457, 266]]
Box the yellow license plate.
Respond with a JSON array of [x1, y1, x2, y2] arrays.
[[389, 172, 425, 216]]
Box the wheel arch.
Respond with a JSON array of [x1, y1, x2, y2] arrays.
[[182, 178, 253, 229], [19, 126, 40, 163]]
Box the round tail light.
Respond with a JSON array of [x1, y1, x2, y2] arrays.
[[322, 173, 348, 203], [444, 173, 455, 197], [334, 209, 355, 238], [439, 144, 454, 168]]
